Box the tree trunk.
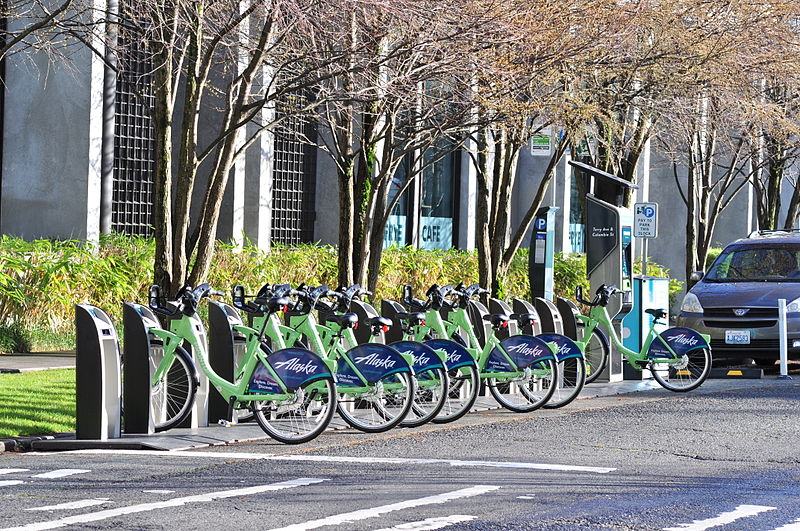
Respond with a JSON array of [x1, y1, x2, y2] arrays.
[[151, 40, 175, 292], [784, 181, 800, 230]]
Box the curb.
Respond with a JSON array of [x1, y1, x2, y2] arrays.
[[0, 434, 60, 453]]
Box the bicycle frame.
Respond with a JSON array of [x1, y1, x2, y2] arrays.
[[151, 312, 323, 412], [414, 305, 554, 380], [576, 304, 690, 369]]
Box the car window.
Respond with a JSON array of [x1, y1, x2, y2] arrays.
[[706, 245, 800, 282]]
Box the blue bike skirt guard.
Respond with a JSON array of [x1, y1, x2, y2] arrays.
[[647, 327, 710, 359], [536, 333, 584, 361], [336, 344, 412, 386], [248, 347, 332, 394], [423, 339, 477, 370], [390, 341, 445, 374], [486, 335, 556, 373]]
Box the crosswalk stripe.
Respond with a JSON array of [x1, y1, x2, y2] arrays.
[[30, 470, 90, 480], [770, 518, 800, 531], [0, 469, 29, 476], [266, 485, 500, 531], [664, 504, 776, 531], [372, 515, 476, 530], [26, 500, 111, 512], [0, 478, 326, 531], [0, 481, 25, 488], [55, 449, 616, 474]]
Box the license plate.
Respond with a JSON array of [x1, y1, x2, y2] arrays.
[[725, 330, 750, 344]]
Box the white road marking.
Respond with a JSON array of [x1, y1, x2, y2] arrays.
[[664, 504, 777, 531], [770, 518, 800, 531], [31, 470, 90, 479], [26, 499, 111, 512], [0, 481, 25, 487], [0, 469, 29, 475], [0, 478, 326, 531], [54, 449, 615, 474], [516, 496, 535, 500], [266, 485, 500, 531], [142, 490, 174, 494], [372, 515, 476, 530]]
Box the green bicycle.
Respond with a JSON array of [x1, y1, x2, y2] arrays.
[[249, 284, 416, 433], [145, 284, 337, 443], [574, 284, 712, 391], [402, 283, 559, 417]]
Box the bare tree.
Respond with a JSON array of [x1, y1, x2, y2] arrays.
[[118, 0, 354, 292], [309, 0, 485, 290]]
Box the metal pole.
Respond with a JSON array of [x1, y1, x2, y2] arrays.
[[100, 0, 119, 235], [643, 238, 648, 278], [778, 298, 791, 379]]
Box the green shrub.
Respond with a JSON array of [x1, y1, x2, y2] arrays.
[[0, 234, 681, 351], [634, 257, 684, 308], [705, 247, 723, 269], [0, 322, 32, 353]]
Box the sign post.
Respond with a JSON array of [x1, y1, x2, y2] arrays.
[[634, 202, 658, 276]]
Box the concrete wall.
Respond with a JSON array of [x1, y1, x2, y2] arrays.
[[1, 13, 104, 242]]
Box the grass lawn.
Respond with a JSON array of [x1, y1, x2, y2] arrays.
[[0, 369, 75, 439]]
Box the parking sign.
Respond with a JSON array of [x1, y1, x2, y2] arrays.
[[634, 202, 658, 238]]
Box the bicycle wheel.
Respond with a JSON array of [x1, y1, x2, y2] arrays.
[[543, 356, 586, 409], [400, 367, 449, 428], [432, 363, 480, 423], [151, 346, 199, 432], [251, 377, 336, 444], [583, 327, 609, 384], [488, 358, 558, 413], [336, 371, 415, 433], [650, 347, 711, 392]]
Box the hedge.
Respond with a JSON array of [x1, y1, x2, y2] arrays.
[[0, 234, 679, 352]]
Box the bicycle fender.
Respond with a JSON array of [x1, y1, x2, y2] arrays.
[[486, 335, 556, 373], [648, 327, 710, 359], [337, 344, 411, 385], [423, 339, 477, 370], [536, 333, 584, 361], [249, 348, 332, 394], [390, 341, 445, 374]]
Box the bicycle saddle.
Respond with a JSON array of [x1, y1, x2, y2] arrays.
[[510, 313, 537, 326], [396, 312, 426, 326], [645, 308, 667, 319], [483, 313, 510, 328], [325, 313, 359, 329], [363, 316, 392, 328]]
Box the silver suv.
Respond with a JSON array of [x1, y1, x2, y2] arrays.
[[676, 231, 800, 364]]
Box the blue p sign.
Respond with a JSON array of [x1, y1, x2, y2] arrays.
[[535, 218, 546, 231]]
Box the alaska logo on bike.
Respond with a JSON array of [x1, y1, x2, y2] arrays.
[[390, 341, 444, 374], [536, 333, 583, 361], [485, 335, 556, 373], [336, 344, 411, 386], [423, 339, 476, 370], [647, 327, 710, 359], [248, 348, 331, 393]]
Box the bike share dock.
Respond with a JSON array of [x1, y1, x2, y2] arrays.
[[28, 301, 677, 452]]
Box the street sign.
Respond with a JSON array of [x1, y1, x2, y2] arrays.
[[634, 202, 658, 238]]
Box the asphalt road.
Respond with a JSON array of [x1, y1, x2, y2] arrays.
[[1, 378, 799, 530]]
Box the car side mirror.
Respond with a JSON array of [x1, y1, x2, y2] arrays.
[[690, 271, 705, 282]]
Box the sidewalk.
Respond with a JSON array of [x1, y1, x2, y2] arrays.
[[0, 352, 76, 373]]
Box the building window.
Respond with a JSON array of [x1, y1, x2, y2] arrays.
[[419, 139, 458, 250], [112, 20, 155, 237], [271, 92, 317, 246]]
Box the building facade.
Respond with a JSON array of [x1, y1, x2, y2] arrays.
[[0, 9, 792, 297]]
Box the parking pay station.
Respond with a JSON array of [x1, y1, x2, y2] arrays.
[[528, 206, 559, 301], [570, 161, 638, 382]]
